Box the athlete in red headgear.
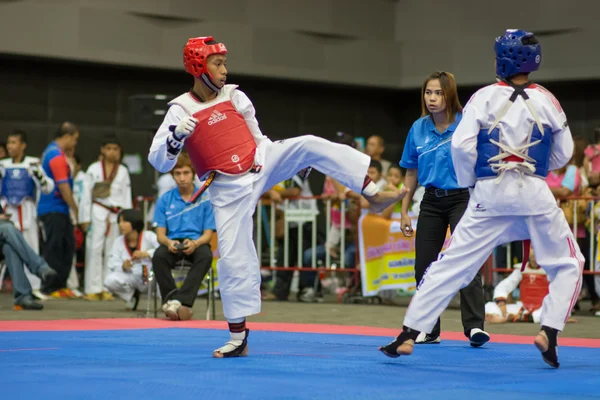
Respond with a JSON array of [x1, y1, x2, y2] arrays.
[[149, 36, 407, 358]]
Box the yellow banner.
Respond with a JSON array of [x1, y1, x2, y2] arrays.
[[358, 214, 449, 297]]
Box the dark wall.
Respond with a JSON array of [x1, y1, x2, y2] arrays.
[[0, 55, 598, 198]]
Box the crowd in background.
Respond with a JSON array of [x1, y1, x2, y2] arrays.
[[0, 119, 599, 320]]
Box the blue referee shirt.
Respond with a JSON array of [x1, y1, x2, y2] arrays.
[[153, 187, 216, 240], [400, 113, 464, 190]]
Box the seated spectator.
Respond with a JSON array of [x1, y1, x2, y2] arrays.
[[485, 251, 576, 324], [584, 127, 600, 191], [263, 174, 319, 302], [152, 152, 215, 321], [104, 209, 159, 310], [547, 159, 599, 312], [0, 206, 56, 309]]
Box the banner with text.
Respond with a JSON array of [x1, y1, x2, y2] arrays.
[[357, 214, 450, 297]]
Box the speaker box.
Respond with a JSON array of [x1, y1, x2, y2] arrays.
[[129, 94, 172, 130]]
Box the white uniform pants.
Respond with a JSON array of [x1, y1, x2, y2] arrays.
[[84, 212, 119, 294], [104, 270, 147, 302], [404, 206, 584, 333], [20, 226, 41, 290], [211, 136, 370, 319], [485, 301, 542, 323]]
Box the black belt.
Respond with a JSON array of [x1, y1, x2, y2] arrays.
[[425, 187, 469, 198]]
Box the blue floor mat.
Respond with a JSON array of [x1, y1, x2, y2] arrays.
[[0, 328, 599, 400]]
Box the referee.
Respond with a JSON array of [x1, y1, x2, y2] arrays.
[[399, 72, 489, 347]]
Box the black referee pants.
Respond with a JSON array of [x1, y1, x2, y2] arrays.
[[414, 190, 485, 338]]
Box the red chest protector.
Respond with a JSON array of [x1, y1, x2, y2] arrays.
[[520, 272, 549, 312], [169, 85, 257, 178]]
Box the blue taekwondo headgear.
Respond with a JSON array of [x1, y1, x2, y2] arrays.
[[495, 29, 541, 79]]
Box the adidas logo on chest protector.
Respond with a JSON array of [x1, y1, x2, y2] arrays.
[[208, 110, 227, 125]]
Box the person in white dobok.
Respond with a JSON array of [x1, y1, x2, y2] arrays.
[[379, 29, 584, 369], [64, 150, 85, 298], [0, 130, 54, 300], [104, 209, 159, 310], [148, 36, 406, 358], [79, 136, 133, 300]]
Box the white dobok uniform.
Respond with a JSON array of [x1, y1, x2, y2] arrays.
[[104, 230, 158, 301], [404, 81, 584, 333], [485, 267, 545, 323], [79, 161, 132, 294], [0, 156, 54, 290], [149, 85, 370, 319]]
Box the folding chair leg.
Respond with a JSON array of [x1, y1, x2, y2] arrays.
[[206, 268, 212, 321], [211, 269, 216, 319], [153, 274, 158, 318], [0, 262, 6, 292]]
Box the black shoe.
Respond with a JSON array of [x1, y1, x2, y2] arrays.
[[39, 267, 57, 286], [213, 329, 250, 358], [416, 332, 441, 344], [535, 326, 560, 368], [379, 327, 420, 358], [15, 296, 44, 310], [469, 328, 490, 348]]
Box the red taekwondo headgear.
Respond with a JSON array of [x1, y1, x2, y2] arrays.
[[183, 36, 227, 92]]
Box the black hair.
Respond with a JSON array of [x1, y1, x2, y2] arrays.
[[388, 164, 403, 173], [74, 154, 81, 165], [101, 135, 122, 148], [369, 159, 382, 174], [55, 121, 79, 138], [8, 130, 27, 144], [335, 131, 357, 148], [118, 209, 145, 233]]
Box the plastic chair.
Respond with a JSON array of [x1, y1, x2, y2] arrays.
[[146, 257, 216, 320]]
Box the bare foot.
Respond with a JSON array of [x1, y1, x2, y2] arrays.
[[534, 331, 548, 353], [366, 187, 409, 213], [379, 338, 415, 357], [213, 344, 249, 358]]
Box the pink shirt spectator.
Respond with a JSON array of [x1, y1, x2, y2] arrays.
[[584, 145, 600, 173], [323, 176, 352, 229], [547, 165, 584, 237]]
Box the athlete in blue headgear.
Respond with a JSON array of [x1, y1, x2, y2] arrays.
[[379, 29, 582, 369]]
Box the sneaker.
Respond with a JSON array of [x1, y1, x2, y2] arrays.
[[415, 332, 441, 344], [101, 291, 115, 301], [69, 289, 84, 298], [60, 288, 78, 299], [48, 289, 70, 299], [469, 328, 490, 348], [14, 296, 44, 310], [83, 293, 102, 301], [162, 299, 182, 320], [32, 289, 50, 301], [298, 288, 316, 303]]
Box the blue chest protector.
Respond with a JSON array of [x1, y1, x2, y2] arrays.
[[474, 81, 552, 181], [1, 167, 36, 205]]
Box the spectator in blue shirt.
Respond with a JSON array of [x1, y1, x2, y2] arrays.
[[152, 152, 215, 320], [398, 72, 488, 346]]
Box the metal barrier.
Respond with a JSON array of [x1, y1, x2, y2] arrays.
[[494, 195, 600, 275], [255, 196, 361, 295], [135, 192, 599, 303], [136, 194, 361, 295]]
